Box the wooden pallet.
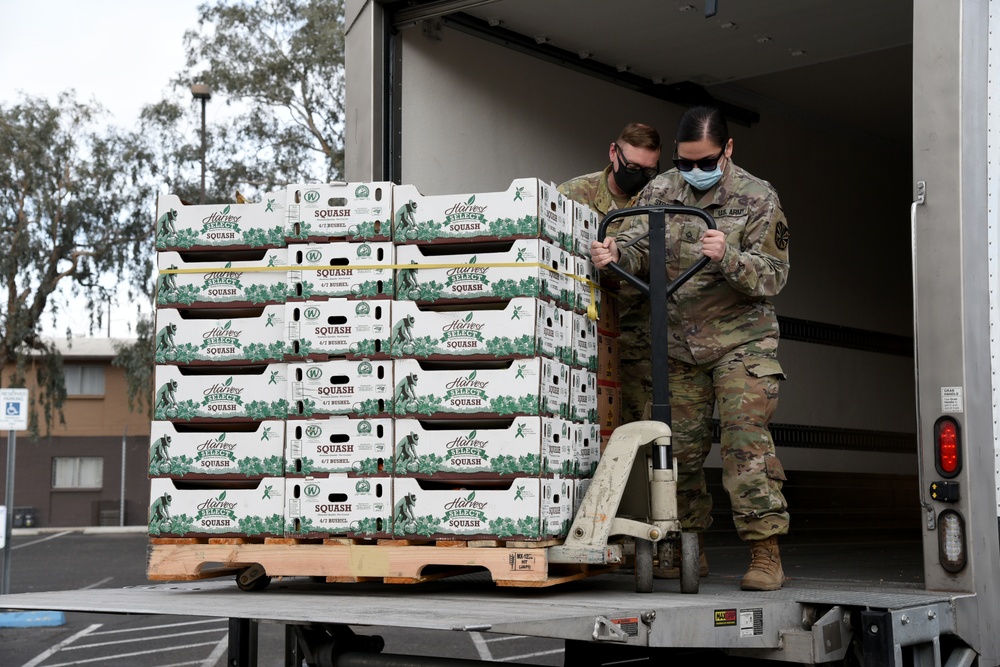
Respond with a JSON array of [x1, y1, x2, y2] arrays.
[[147, 537, 616, 587]]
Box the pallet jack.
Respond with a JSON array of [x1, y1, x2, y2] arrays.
[[548, 204, 718, 594]]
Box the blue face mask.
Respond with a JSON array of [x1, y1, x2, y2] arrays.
[[682, 166, 723, 191]]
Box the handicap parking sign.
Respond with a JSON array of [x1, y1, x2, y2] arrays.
[[0, 389, 28, 430]]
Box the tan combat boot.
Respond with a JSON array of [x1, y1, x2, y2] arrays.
[[740, 535, 784, 591], [653, 533, 709, 579]]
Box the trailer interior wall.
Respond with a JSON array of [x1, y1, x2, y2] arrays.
[[395, 25, 917, 474]]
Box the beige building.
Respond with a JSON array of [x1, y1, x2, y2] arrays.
[[1, 338, 150, 527]]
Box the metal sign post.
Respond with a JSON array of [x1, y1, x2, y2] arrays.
[[1, 388, 29, 596]]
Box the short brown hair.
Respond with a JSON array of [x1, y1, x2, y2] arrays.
[[617, 122, 661, 151]]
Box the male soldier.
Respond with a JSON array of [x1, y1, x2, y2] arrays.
[[592, 105, 791, 591], [558, 122, 661, 424]]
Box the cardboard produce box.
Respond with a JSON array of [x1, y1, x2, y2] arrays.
[[394, 240, 571, 309], [148, 421, 285, 478], [597, 332, 621, 384], [285, 475, 391, 539], [391, 178, 571, 250], [288, 242, 394, 300], [286, 417, 393, 475], [287, 359, 393, 419], [571, 311, 598, 371], [285, 182, 393, 242], [286, 299, 391, 360], [154, 305, 289, 365], [155, 192, 287, 252], [597, 288, 620, 336], [391, 417, 572, 477], [391, 477, 573, 540], [597, 383, 622, 437], [573, 423, 601, 477], [571, 254, 601, 317], [570, 368, 598, 424], [156, 249, 290, 308], [573, 477, 593, 517], [147, 477, 285, 538], [389, 297, 568, 362], [153, 364, 289, 422], [392, 357, 569, 419], [571, 200, 599, 258]]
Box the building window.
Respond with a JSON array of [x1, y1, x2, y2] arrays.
[[64, 365, 105, 396], [52, 457, 104, 489]]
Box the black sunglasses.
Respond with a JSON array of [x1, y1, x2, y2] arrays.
[[614, 144, 659, 179], [672, 147, 726, 172]]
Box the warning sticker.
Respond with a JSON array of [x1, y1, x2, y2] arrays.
[[941, 386, 964, 413], [610, 617, 639, 637], [739, 608, 763, 637], [714, 609, 737, 627]]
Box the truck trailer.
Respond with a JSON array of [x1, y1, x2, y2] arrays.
[[2, 1, 999, 665]]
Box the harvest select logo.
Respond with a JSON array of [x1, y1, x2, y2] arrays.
[[200, 320, 243, 354], [444, 371, 489, 408], [444, 491, 489, 529], [441, 312, 486, 349], [444, 194, 488, 232], [200, 204, 243, 241], [445, 430, 488, 465], [195, 491, 238, 527], [201, 377, 245, 413], [203, 262, 243, 299], [195, 433, 237, 467], [445, 256, 489, 294]]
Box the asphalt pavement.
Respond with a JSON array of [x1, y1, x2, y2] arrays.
[[0, 528, 566, 666]]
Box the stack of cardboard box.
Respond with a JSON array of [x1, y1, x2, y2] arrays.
[[147, 179, 604, 543]]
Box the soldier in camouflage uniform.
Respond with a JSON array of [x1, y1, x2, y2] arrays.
[[591, 106, 790, 591], [557, 122, 661, 424]]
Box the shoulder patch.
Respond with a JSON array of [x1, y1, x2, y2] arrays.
[[774, 220, 790, 250], [714, 207, 748, 218]]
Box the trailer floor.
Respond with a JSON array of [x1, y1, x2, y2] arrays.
[[0, 538, 962, 649]]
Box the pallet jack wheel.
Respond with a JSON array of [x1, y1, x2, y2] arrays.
[[680, 532, 700, 594], [635, 539, 653, 593], [236, 564, 271, 592]]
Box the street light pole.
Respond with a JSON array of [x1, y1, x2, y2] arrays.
[[190, 83, 212, 204]]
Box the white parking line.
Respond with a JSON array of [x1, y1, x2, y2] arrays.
[[88, 618, 227, 636], [496, 648, 565, 662], [484, 635, 527, 643], [78, 577, 113, 590], [62, 627, 228, 650], [470, 632, 494, 660], [200, 636, 229, 667], [20, 623, 102, 667], [41, 641, 222, 667], [13, 532, 73, 551]]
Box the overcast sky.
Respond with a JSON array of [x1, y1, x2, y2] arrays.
[[1, 0, 206, 338]]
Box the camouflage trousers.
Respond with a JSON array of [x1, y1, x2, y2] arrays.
[[617, 289, 652, 425], [668, 345, 790, 541]]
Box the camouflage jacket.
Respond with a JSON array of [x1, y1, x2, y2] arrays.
[[557, 165, 633, 220], [613, 161, 790, 365]]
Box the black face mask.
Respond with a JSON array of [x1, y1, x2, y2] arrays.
[[612, 161, 653, 196]]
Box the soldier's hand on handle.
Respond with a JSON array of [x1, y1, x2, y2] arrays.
[[591, 237, 620, 269], [701, 229, 727, 262]]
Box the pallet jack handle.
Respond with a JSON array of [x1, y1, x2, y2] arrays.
[[597, 205, 717, 470]]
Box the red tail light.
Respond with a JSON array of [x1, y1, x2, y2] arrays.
[[935, 417, 961, 478]]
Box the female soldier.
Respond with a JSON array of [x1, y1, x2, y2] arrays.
[[590, 105, 790, 591]]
